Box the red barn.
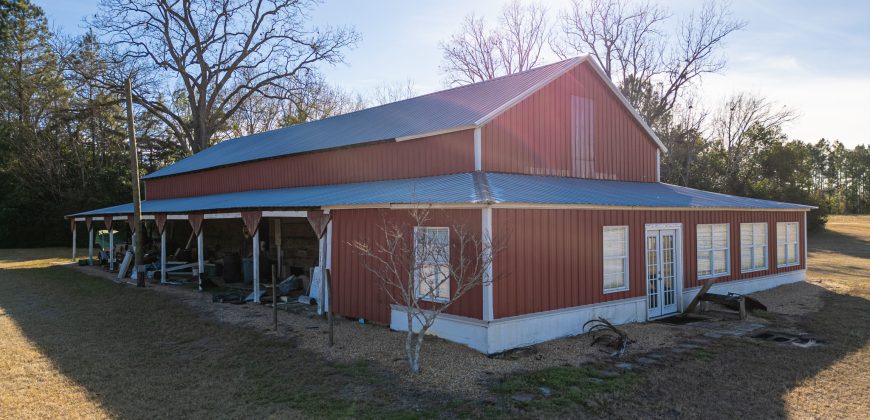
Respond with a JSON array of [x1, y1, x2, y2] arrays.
[[69, 56, 810, 353]]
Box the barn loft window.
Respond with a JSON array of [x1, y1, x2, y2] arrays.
[[777, 222, 800, 267], [571, 96, 595, 178], [603, 226, 629, 293], [740, 223, 768, 272], [697, 224, 730, 278], [413, 226, 450, 302]]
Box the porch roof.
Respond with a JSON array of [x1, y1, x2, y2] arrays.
[[67, 172, 814, 218]]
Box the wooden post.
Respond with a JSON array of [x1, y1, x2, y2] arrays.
[[71, 223, 77, 262], [275, 219, 283, 279], [109, 228, 115, 271], [739, 296, 747, 320], [88, 226, 94, 266], [160, 230, 167, 284], [326, 268, 334, 347], [197, 231, 204, 291], [126, 78, 145, 287], [253, 230, 260, 303], [272, 264, 278, 331]]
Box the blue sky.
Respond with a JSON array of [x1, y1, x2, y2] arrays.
[[38, 0, 870, 147]]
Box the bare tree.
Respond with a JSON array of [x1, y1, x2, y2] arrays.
[[440, 0, 549, 86], [90, 0, 359, 153], [658, 99, 709, 186], [350, 208, 502, 374], [553, 0, 745, 126], [370, 79, 417, 106], [711, 92, 797, 192]]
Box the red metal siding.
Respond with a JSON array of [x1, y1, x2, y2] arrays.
[[481, 61, 658, 181], [330, 208, 483, 324], [145, 129, 475, 200], [492, 208, 806, 318]]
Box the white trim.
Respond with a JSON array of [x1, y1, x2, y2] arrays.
[[656, 150, 661, 182], [204, 212, 242, 219], [644, 223, 684, 317], [390, 269, 806, 354], [740, 222, 769, 273], [682, 269, 806, 305], [473, 127, 482, 171], [481, 207, 494, 321], [73, 217, 86, 222], [395, 125, 475, 142], [474, 57, 585, 126], [263, 210, 307, 218], [324, 202, 813, 212], [167, 215, 188, 220], [803, 212, 808, 266]]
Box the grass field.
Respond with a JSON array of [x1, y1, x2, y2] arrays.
[[1, 216, 868, 419]]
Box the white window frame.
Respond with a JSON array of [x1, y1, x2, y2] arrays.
[[603, 226, 630, 293], [696, 223, 730, 279], [413, 226, 450, 303], [740, 223, 768, 273], [777, 222, 800, 267]]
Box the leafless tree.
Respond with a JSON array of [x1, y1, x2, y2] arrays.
[[711, 92, 797, 191], [89, 0, 359, 153], [370, 79, 417, 106], [440, 0, 549, 86], [350, 208, 502, 374], [553, 0, 745, 125], [659, 99, 709, 186]]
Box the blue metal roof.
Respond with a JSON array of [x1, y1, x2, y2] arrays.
[[69, 173, 812, 217], [144, 58, 581, 179]]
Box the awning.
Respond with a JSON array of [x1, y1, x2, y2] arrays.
[[67, 172, 814, 218]]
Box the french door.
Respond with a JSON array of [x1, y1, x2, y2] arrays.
[[646, 228, 680, 318]]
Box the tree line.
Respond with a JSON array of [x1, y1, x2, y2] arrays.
[[0, 0, 864, 247]]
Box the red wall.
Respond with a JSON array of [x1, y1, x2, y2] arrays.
[[330, 208, 483, 324], [482, 61, 659, 181], [491, 208, 805, 319], [145, 129, 475, 199]]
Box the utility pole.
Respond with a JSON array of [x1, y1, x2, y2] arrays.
[[126, 78, 145, 287]]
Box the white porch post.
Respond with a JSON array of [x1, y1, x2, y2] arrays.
[[197, 230, 204, 291], [253, 230, 261, 303], [160, 230, 167, 284], [88, 226, 94, 266], [482, 207, 494, 321], [109, 227, 115, 271], [71, 223, 77, 261]]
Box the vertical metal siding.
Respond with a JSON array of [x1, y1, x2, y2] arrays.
[[330, 208, 483, 324], [145, 130, 475, 200], [481, 61, 658, 181], [492, 208, 806, 319]]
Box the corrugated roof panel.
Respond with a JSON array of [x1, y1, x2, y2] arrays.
[[485, 173, 814, 209], [71, 172, 812, 218], [143, 59, 580, 179]]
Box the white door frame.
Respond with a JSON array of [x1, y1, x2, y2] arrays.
[[644, 223, 684, 319]]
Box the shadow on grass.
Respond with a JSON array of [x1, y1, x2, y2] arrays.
[[490, 282, 870, 418], [0, 264, 456, 419], [809, 227, 870, 259]]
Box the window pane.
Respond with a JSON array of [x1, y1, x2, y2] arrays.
[[777, 223, 786, 244], [787, 223, 797, 241], [754, 246, 766, 268], [604, 273, 625, 290], [604, 257, 625, 276], [604, 227, 626, 258], [741, 247, 752, 270], [777, 245, 786, 265], [741, 224, 753, 247], [713, 250, 727, 273], [713, 224, 728, 249], [697, 225, 712, 249], [790, 244, 799, 264], [754, 224, 767, 245], [698, 252, 711, 276]]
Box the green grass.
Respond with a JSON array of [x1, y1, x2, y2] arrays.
[[493, 366, 639, 413]]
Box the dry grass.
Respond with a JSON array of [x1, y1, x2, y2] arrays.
[[1, 216, 869, 419]]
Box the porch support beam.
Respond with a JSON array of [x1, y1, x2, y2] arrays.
[[71, 222, 77, 262], [88, 225, 94, 266], [253, 230, 260, 303], [482, 207, 494, 321], [161, 230, 167, 284], [197, 230, 204, 291]]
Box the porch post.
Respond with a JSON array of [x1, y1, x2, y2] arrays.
[[482, 207, 494, 321], [71, 222, 77, 262], [161, 230, 167, 284], [197, 230, 204, 291], [109, 228, 114, 271], [253, 230, 260, 303], [87, 224, 94, 266], [275, 219, 283, 279]]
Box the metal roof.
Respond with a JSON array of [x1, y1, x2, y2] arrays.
[[70, 173, 812, 218], [144, 58, 584, 180]]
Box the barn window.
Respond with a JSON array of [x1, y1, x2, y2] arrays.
[[697, 224, 729, 278], [603, 226, 629, 293], [777, 222, 800, 267], [413, 227, 450, 302], [571, 96, 595, 177], [740, 223, 768, 272]]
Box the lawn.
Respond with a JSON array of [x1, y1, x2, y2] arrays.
[[1, 216, 868, 418]]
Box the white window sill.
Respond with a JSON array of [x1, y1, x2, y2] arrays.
[[604, 286, 629, 294], [417, 296, 449, 303], [777, 262, 800, 268], [740, 267, 768, 274], [698, 272, 730, 280]]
